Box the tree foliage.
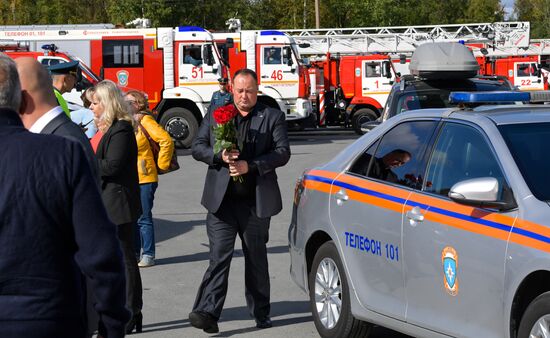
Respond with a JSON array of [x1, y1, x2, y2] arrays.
[[513, 0, 550, 38], [0, 0, 547, 39]]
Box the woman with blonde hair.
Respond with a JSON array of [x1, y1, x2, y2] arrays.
[[89, 80, 144, 334], [125, 90, 174, 268]]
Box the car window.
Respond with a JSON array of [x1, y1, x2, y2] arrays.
[[349, 120, 438, 189], [391, 80, 511, 118], [397, 91, 449, 113], [425, 122, 506, 198], [499, 122, 550, 201], [349, 140, 379, 177]]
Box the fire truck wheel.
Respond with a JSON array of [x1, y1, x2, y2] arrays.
[[352, 108, 377, 135], [160, 107, 199, 149]]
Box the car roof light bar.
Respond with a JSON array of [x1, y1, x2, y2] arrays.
[[449, 91, 531, 104], [529, 91, 550, 103]]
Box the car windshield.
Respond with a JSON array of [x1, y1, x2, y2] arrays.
[[498, 122, 550, 201]]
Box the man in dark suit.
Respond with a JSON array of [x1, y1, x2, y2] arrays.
[[189, 68, 291, 333], [0, 54, 129, 337], [15, 57, 98, 181]]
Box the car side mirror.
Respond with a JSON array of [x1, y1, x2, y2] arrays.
[[360, 121, 381, 134], [448, 177, 516, 210]]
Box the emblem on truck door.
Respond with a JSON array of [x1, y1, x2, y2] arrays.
[[116, 70, 129, 87]]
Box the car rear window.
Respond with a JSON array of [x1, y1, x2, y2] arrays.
[[396, 81, 510, 115], [499, 122, 550, 201]]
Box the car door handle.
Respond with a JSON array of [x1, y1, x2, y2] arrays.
[[261, 75, 269, 78], [335, 189, 349, 206], [406, 206, 425, 226], [180, 76, 188, 80]]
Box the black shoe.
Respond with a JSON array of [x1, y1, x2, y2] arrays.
[[255, 316, 272, 329], [189, 311, 219, 334], [126, 312, 143, 334]]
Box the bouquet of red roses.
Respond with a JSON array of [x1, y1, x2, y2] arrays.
[[213, 104, 239, 154], [212, 104, 243, 182]]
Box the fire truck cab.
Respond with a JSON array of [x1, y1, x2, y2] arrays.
[[214, 30, 312, 127], [478, 55, 549, 91], [153, 26, 226, 148]]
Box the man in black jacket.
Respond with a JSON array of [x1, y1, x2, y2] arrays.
[[0, 53, 129, 337], [189, 68, 290, 333]]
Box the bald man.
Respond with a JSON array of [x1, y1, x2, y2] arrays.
[[16, 57, 100, 336], [16, 57, 98, 181]]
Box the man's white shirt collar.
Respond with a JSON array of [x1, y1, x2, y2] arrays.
[[29, 106, 64, 133]]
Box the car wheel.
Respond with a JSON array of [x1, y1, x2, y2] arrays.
[[159, 107, 199, 149], [352, 108, 377, 135], [309, 241, 372, 338], [518, 291, 550, 338]]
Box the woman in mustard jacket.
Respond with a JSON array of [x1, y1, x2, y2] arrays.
[[125, 90, 174, 268]]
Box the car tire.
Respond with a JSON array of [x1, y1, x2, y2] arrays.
[[352, 108, 377, 135], [159, 107, 199, 149], [309, 241, 372, 338], [518, 291, 550, 338]]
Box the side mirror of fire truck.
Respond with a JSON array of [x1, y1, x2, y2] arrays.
[[204, 45, 214, 66], [75, 77, 92, 92], [383, 61, 392, 79], [284, 47, 293, 67], [225, 38, 234, 49]]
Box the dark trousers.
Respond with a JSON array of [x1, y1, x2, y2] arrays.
[[100, 222, 142, 336], [117, 222, 143, 315], [193, 198, 271, 320]]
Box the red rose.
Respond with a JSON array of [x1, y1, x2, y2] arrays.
[[213, 104, 238, 125]]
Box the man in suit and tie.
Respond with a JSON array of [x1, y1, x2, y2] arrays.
[[16, 57, 98, 181], [189, 68, 291, 333], [0, 54, 129, 337]]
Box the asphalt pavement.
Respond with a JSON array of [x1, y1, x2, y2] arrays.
[[139, 128, 412, 337]]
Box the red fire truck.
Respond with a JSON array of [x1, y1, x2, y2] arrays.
[[1, 42, 101, 105], [477, 55, 548, 91], [283, 21, 533, 133], [305, 53, 407, 133], [0, 25, 312, 147]]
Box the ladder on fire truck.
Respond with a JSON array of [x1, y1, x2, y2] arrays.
[[280, 22, 549, 57]]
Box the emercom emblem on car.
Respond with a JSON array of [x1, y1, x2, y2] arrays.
[[441, 246, 459, 296]]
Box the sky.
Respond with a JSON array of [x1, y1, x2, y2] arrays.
[[502, 0, 514, 19]]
